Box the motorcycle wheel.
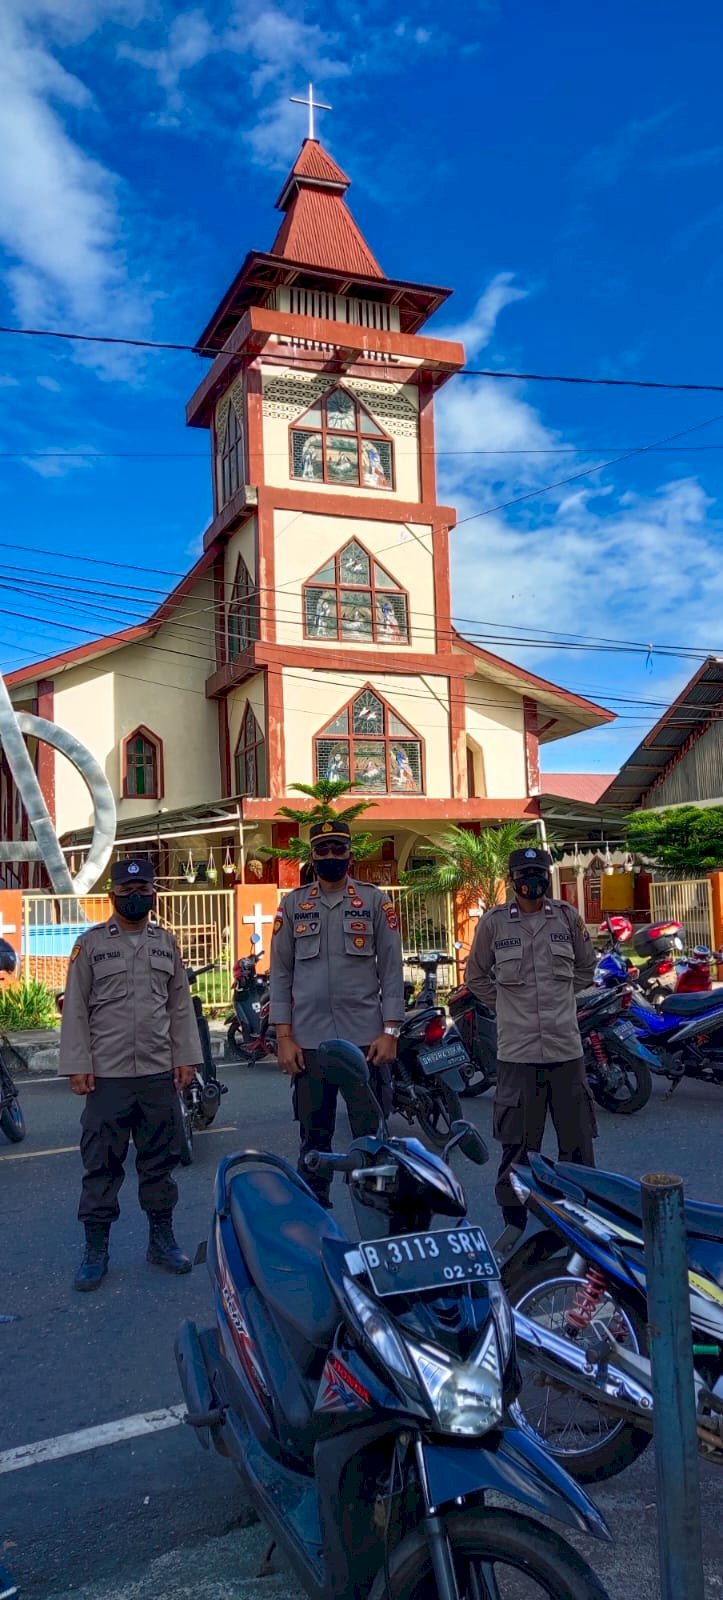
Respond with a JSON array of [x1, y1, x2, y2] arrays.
[[509, 1260, 651, 1483], [178, 1095, 194, 1166], [0, 1098, 26, 1143], [460, 1041, 496, 1098], [369, 1507, 611, 1600], [226, 1019, 256, 1066], [414, 1081, 462, 1149], [589, 1053, 652, 1115]]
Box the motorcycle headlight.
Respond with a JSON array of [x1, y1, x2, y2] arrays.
[[406, 1324, 503, 1435], [342, 1276, 414, 1380], [488, 1279, 514, 1364]]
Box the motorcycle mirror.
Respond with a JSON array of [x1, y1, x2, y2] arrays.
[[444, 1119, 489, 1166], [250, 933, 261, 946], [453, 940, 463, 950], [317, 1039, 387, 1139]]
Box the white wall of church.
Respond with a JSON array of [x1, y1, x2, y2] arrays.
[[464, 676, 528, 798], [281, 667, 452, 797], [224, 515, 256, 592], [261, 367, 421, 503], [272, 510, 437, 653]]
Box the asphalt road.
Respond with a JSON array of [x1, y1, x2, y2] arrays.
[[1, 1063, 722, 1600]]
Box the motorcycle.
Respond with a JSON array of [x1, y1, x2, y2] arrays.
[[226, 933, 271, 1065], [449, 981, 657, 1116], [402, 952, 493, 1103], [176, 1039, 614, 1600], [393, 988, 470, 1149], [0, 1041, 25, 1144], [497, 1152, 723, 1484], [178, 962, 227, 1165], [595, 947, 723, 1091]]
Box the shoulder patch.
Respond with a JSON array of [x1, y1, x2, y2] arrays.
[[272, 912, 284, 936], [69, 941, 82, 963]]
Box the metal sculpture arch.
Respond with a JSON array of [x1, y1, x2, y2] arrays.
[[0, 675, 116, 896]]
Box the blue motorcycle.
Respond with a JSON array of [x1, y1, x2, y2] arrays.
[[176, 1040, 614, 1600], [596, 947, 723, 1090]]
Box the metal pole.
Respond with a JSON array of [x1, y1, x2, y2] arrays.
[[640, 1173, 705, 1600]]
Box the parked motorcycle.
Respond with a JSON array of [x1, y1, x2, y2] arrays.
[[595, 915, 711, 1002], [595, 946, 723, 1091], [178, 962, 227, 1165], [497, 1152, 723, 1484], [226, 933, 270, 1064], [0, 940, 26, 1144], [176, 1039, 613, 1600], [449, 981, 657, 1115], [393, 993, 470, 1148]]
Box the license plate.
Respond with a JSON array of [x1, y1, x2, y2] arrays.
[[612, 1019, 636, 1039], [417, 1040, 470, 1074], [360, 1224, 499, 1298]]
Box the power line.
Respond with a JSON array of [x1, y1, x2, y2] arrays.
[[3, 319, 723, 395]]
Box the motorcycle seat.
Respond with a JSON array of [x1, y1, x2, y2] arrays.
[[228, 1165, 349, 1349], [554, 1162, 723, 1244], [660, 989, 723, 1017]]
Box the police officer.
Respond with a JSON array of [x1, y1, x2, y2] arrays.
[[269, 818, 405, 1206], [466, 845, 597, 1232], [58, 859, 202, 1291]]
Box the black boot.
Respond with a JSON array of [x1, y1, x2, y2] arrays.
[[73, 1223, 110, 1292], [146, 1210, 191, 1274]]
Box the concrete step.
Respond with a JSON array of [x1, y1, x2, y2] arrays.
[[3, 1022, 237, 1077]]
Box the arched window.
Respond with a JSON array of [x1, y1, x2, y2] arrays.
[[303, 538, 409, 644], [122, 727, 163, 799], [228, 555, 258, 660], [235, 704, 267, 798], [290, 386, 394, 490], [218, 398, 244, 507], [315, 686, 423, 794]]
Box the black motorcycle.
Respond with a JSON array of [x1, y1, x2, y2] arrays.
[[394, 988, 469, 1149], [0, 1041, 25, 1144], [176, 1040, 613, 1600], [225, 934, 270, 1065], [178, 962, 227, 1165], [447, 982, 498, 1099]]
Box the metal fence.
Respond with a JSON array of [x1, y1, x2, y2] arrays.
[[22, 889, 235, 1007], [386, 886, 456, 991], [649, 878, 714, 951]]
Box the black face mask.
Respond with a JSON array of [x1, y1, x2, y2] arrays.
[[512, 871, 550, 902], [113, 891, 155, 923], [313, 855, 350, 883]]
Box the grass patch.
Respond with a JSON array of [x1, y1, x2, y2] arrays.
[[0, 979, 59, 1032]]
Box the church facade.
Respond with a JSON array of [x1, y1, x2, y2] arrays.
[[2, 134, 611, 890]]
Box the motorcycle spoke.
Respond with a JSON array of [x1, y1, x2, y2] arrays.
[[512, 1275, 639, 1457]]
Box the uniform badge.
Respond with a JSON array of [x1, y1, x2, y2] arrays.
[[128, 861, 140, 875], [272, 913, 283, 936], [298, 901, 314, 912], [351, 896, 364, 910], [382, 900, 399, 931], [70, 941, 82, 963], [349, 920, 367, 931], [309, 885, 319, 899], [295, 924, 308, 935], [353, 936, 366, 949], [321, 822, 334, 834]]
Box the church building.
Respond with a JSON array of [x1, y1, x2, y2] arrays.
[[2, 121, 611, 891]]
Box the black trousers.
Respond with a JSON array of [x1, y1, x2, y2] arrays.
[[294, 1048, 389, 1203], [493, 1057, 597, 1226], [78, 1072, 182, 1226]]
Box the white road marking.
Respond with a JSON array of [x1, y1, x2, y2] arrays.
[[0, 1125, 238, 1163], [0, 1406, 187, 1474]]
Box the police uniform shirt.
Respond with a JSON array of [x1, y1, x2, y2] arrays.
[[466, 898, 597, 1063], [58, 921, 202, 1079], [269, 879, 405, 1049]]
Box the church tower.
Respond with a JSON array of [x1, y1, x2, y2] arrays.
[[186, 106, 606, 882]]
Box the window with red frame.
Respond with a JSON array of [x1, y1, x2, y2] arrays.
[[123, 727, 162, 799], [290, 386, 394, 491], [218, 398, 244, 507], [228, 555, 258, 660], [315, 687, 423, 794], [303, 538, 409, 644], [235, 704, 267, 798]]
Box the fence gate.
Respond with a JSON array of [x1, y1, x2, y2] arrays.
[[22, 889, 235, 1006], [386, 886, 456, 990], [649, 878, 714, 951]]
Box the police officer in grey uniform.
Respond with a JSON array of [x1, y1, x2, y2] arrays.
[[59, 859, 202, 1291], [466, 846, 597, 1231], [269, 818, 405, 1206]]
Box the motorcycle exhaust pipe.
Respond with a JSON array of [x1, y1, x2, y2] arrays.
[[512, 1309, 655, 1428]]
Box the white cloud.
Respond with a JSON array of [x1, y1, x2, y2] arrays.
[[441, 272, 529, 360], [36, 374, 62, 391], [0, 1, 151, 378], [119, 9, 216, 122], [0, 374, 20, 387]]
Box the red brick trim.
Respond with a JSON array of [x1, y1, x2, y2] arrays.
[[241, 795, 540, 823], [523, 697, 541, 794], [35, 677, 55, 823]]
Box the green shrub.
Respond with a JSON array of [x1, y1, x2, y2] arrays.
[[0, 979, 59, 1032]]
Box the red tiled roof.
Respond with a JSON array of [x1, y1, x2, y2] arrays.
[[271, 139, 383, 279], [541, 773, 616, 803]]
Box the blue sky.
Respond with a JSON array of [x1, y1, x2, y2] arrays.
[[1, 0, 723, 773]]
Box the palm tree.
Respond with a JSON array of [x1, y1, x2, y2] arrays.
[[402, 823, 533, 913], [265, 779, 382, 866]]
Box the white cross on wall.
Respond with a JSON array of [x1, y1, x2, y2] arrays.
[[242, 903, 276, 945], [289, 82, 332, 141], [0, 914, 17, 939]]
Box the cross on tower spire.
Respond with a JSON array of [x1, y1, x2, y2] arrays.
[[289, 82, 331, 142]]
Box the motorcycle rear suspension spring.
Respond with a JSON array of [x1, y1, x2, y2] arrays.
[[565, 1265, 628, 1341], [587, 1032, 607, 1067]]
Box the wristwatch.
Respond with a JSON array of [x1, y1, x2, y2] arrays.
[[384, 1024, 402, 1039]]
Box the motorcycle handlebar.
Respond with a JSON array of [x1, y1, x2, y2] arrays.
[[186, 962, 217, 981], [303, 1150, 362, 1176]]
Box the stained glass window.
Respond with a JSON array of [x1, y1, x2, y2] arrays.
[[123, 728, 161, 799], [235, 704, 266, 798], [314, 689, 423, 793], [219, 399, 244, 507], [303, 539, 409, 645], [290, 386, 394, 491]]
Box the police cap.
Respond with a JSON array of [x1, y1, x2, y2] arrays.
[[309, 818, 352, 846], [508, 846, 552, 873], [110, 857, 155, 888]]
